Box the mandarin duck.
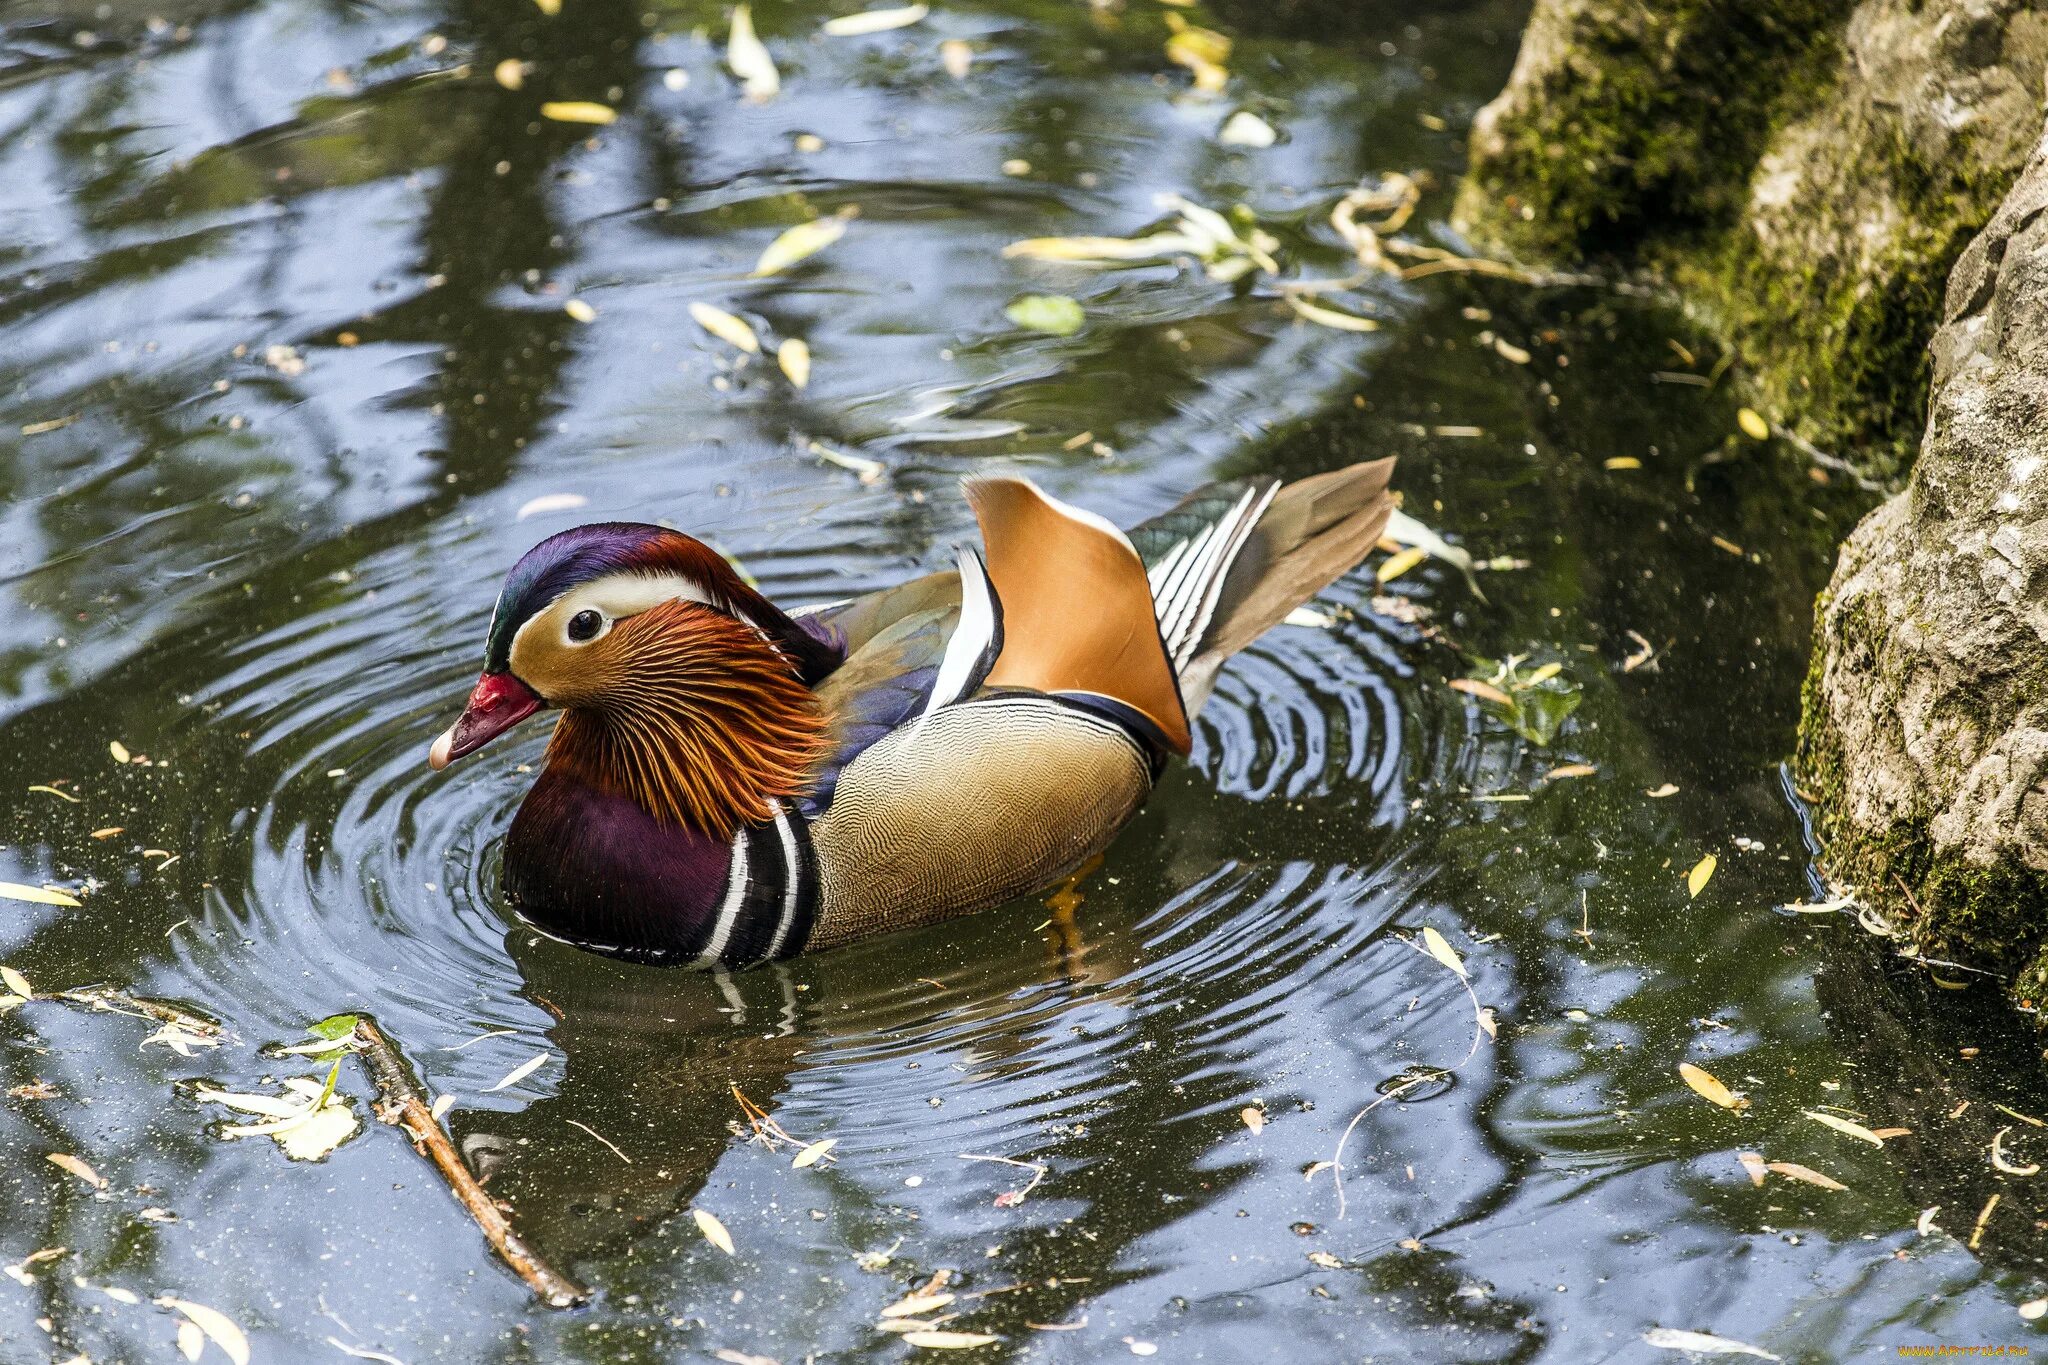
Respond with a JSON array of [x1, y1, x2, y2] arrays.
[[429, 458, 1396, 967]]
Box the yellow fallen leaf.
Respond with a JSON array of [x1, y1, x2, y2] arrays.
[[1421, 926, 1466, 978], [901, 1332, 1000, 1350], [27, 786, 80, 803], [1448, 678, 1512, 708], [533, 0, 560, 14], [691, 303, 760, 354], [539, 101, 617, 125], [1240, 1106, 1264, 1135], [91, 827, 123, 839], [753, 215, 849, 277], [940, 39, 972, 80], [1545, 763, 1598, 781], [1001, 235, 1186, 264], [882, 1291, 955, 1317], [1604, 457, 1642, 470], [821, 4, 928, 36], [178, 1318, 204, 1361], [1687, 854, 1717, 898], [493, 58, 525, 90], [1520, 662, 1563, 686], [1376, 546, 1427, 583], [727, 4, 780, 100], [1804, 1110, 1884, 1147], [1767, 1161, 1847, 1191], [778, 339, 811, 388], [1646, 784, 1680, 798], [0, 882, 80, 909], [1492, 337, 1531, 364], [109, 741, 131, 764], [1, 966, 30, 999], [46, 1153, 105, 1189], [792, 1138, 837, 1169], [1737, 408, 1771, 441], [564, 299, 597, 324], [157, 1298, 250, 1365], [1737, 1151, 1767, 1187], [1678, 1062, 1747, 1111], [1165, 23, 1231, 94], [694, 1207, 735, 1254]]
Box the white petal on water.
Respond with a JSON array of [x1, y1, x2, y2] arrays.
[[727, 5, 780, 100], [821, 4, 927, 36], [484, 1052, 550, 1092], [516, 493, 589, 521], [1643, 1327, 1780, 1360]]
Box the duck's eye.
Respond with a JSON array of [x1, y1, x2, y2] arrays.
[[566, 609, 604, 643]]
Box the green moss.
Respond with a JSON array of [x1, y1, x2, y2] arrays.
[[1461, 1, 1853, 260], [1459, 3, 2026, 474], [1796, 586, 2048, 1009]]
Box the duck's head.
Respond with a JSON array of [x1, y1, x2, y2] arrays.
[[428, 523, 838, 829]]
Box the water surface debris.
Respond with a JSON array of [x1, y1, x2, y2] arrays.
[[351, 1016, 585, 1307], [157, 1296, 250, 1365], [753, 214, 851, 277], [538, 101, 616, 125], [821, 4, 927, 35], [1677, 1062, 1746, 1111], [692, 303, 761, 354], [1687, 855, 1717, 898], [1643, 1327, 1779, 1360], [778, 339, 812, 387], [727, 5, 780, 100], [693, 1207, 736, 1255]]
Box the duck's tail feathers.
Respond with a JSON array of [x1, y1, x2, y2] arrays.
[[1134, 457, 1397, 714]]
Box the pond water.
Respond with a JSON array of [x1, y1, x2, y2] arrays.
[[1, 0, 2043, 1360]]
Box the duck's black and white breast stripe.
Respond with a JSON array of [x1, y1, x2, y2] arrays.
[[696, 805, 818, 969]]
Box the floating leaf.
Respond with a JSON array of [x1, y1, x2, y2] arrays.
[[694, 1207, 736, 1255], [484, 1052, 549, 1093], [1737, 1151, 1767, 1187], [901, 1332, 1000, 1350], [46, 1153, 105, 1189], [1605, 456, 1643, 470], [275, 1101, 358, 1162], [493, 58, 525, 89], [1240, 1106, 1264, 1135], [1283, 607, 1335, 628], [1737, 408, 1771, 441], [1002, 234, 1191, 264], [516, 493, 588, 521], [727, 5, 780, 100], [1, 966, 31, 999], [1544, 763, 1597, 781], [1286, 296, 1380, 333], [0, 882, 80, 908], [883, 1292, 956, 1317], [810, 441, 885, 484], [564, 298, 597, 324], [1376, 546, 1427, 583], [1005, 294, 1084, 337], [753, 215, 850, 277], [143, 1023, 220, 1057], [1678, 1062, 1747, 1111], [691, 303, 760, 354], [178, 1319, 204, 1361], [157, 1298, 250, 1365], [1647, 783, 1680, 799], [821, 4, 927, 35], [1766, 1161, 1846, 1191], [1218, 110, 1275, 148], [792, 1138, 837, 1169], [1383, 509, 1483, 599], [940, 39, 972, 79], [2022, 1299, 2047, 1321], [1804, 1110, 1884, 1147], [1643, 1327, 1779, 1360], [778, 339, 812, 388], [539, 101, 617, 125], [1448, 678, 1512, 708], [1687, 855, 1717, 898], [1421, 926, 1466, 978], [28, 785, 80, 803], [1992, 1126, 2040, 1176], [1492, 337, 1532, 365], [1165, 22, 1231, 93], [109, 740, 131, 764], [1307, 1250, 1343, 1269]]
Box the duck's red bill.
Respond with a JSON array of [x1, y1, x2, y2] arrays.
[[428, 672, 543, 770]]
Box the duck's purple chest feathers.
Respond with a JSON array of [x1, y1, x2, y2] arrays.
[[503, 767, 817, 967]]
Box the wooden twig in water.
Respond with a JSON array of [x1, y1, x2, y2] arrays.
[[55, 986, 221, 1036], [351, 1017, 586, 1308]]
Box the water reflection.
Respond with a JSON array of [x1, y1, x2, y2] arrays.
[[0, 0, 2040, 1360]]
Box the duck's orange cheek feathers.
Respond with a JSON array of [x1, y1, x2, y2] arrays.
[[428, 671, 545, 770]]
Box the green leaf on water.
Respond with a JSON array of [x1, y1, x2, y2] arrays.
[[309, 1013, 359, 1041], [1005, 294, 1085, 337], [1463, 657, 1582, 747]]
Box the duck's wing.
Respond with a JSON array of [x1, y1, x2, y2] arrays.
[[801, 552, 1002, 815]]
